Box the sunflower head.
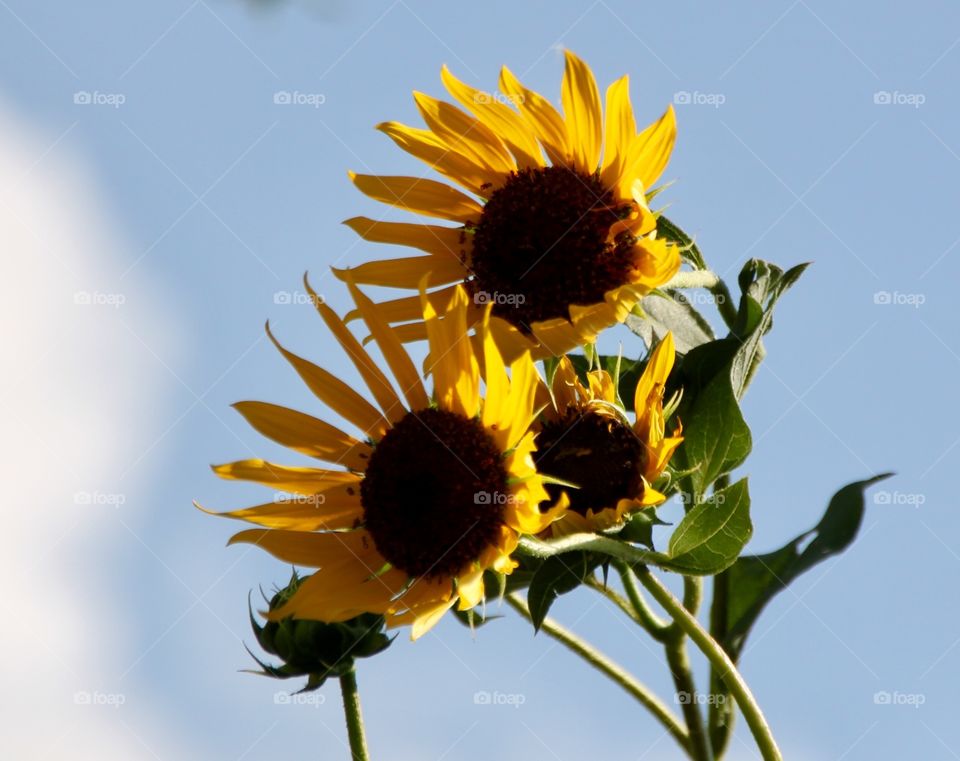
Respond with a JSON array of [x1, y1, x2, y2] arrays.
[[201, 278, 566, 639], [533, 332, 683, 534], [341, 50, 681, 362]]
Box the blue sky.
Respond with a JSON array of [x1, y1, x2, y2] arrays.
[[3, 1, 959, 758]]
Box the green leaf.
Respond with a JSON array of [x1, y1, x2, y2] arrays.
[[657, 215, 706, 270], [626, 290, 715, 354], [451, 605, 503, 629], [618, 507, 670, 549], [526, 551, 599, 631], [713, 473, 892, 661], [664, 479, 752, 575], [672, 352, 752, 497], [730, 261, 808, 399]]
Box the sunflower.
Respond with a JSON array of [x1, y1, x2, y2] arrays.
[[200, 277, 565, 639], [340, 50, 682, 362], [532, 332, 683, 535]]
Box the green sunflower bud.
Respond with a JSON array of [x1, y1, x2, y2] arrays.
[[247, 571, 393, 692]]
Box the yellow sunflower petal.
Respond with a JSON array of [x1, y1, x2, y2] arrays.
[[343, 274, 430, 413], [196, 494, 362, 531], [499, 66, 569, 166], [485, 315, 537, 365], [635, 482, 668, 507], [386, 576, 455, 629], [620, 105, 676, 196], [456, 565, 486, 610], [634, 331, 675, 421], [343, 216, 467, 259], [270, 542, 410, 622], [212, 459, 361, 495], [646, 433, 684, 481], [440, 65, 543, 170], [388, 321, 430, 344], [231, 401, 372, 470], [333, 255, 465, 289], [600, 75, 636, 189], [423, 284, 480, 418], [502, 351, 539, 450], [350, 172, 482, 223], [504, 490, 569, 535], [266, 323, 389, 439], [530, 315, 597, 360], [307, 282, 405, 423], [478, 524, 520, 574], [377, 121, 502, 195], [228, 526, 374, 567], [480, 309, 511, 443], [344, 285, 459, 325], [586, 369, 617, 404], [550, 355, 583, 412], [449, 289, 481, 418], [561, 50, 602, 173], [412, 91, 515, 174], [631, 236, 682, 289], [408, 597, 458, 640]]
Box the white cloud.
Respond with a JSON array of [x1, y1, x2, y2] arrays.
[[0, 103, 193, 758]]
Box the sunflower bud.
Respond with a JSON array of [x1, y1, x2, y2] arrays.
[[248, 571, 393, 692]]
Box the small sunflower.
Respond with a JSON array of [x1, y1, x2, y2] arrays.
[[533, 332, 683, 534], [340, 50, 681, 361], [201, 278, 565, 639]]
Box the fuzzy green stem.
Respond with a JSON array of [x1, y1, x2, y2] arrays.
[[663, 270, 721, 291], [505, 592, 691, 756], [664, 576, 712, 761], [711, 279, 739, 329], [635, 569, 783, 761], [665, 633, 713, 761], [339, 668, 370, 761], [615, 562, 672, 641]]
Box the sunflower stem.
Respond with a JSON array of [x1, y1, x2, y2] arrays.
[[634, 568, 783, 761], [504, 592, 692, 756], [584, 573, 672, 640], [711, 279, 739, 330], [664, 270, 721, 291], [613, 562, 671, 641], [663, 577, 712, 761], [339, 667, 370, 761]]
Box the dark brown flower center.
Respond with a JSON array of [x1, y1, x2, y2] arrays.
[[467, 165, 637, 332], [533, 407, 646, 517], [361, 408, 509, 579]]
